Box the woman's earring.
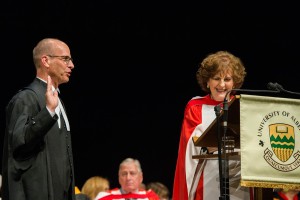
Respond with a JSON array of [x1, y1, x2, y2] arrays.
[[207, 84, 209, 88]]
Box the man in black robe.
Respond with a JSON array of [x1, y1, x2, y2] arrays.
[[2, 38, 76, 200]]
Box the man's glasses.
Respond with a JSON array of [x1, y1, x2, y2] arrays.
[[47, 55, 73, 65]]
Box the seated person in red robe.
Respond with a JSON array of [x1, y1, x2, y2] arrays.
[[94, 158, 159, 200]]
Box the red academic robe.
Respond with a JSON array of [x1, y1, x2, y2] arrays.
[[172, 95, 251, 200], [95, 188, 160, 200]]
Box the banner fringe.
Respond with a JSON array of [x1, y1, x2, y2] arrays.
[[241, 180, 300, 190]]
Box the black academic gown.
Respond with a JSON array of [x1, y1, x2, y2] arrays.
[[2, 78, 75, 200]]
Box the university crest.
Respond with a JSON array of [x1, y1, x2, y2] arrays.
[[262, 115, 300, 172]]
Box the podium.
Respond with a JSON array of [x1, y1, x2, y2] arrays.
[[191, 95, 300, 200]]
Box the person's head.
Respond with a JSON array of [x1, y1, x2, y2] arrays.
[[33, 38, 75, 88], [118, 158, 143, 193], [146, 182, 169, 200], [196, 51, 246, 101], [81, 176, 110, 200]]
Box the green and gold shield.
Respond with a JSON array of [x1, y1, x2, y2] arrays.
[[269, 123, 295, 162]]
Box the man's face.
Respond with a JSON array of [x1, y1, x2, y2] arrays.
[[118, 163, 143, 193], [46, 43, 74, 86]]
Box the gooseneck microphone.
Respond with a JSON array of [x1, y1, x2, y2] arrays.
[[267, 82, 300, 96], [222, 87, 280, 128], [221, 83, 298, 135], [225, 87, 281, 95]]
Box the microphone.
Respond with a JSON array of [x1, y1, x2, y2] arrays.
[[226, 87, 280, 94], [267, 82, 280, 91], [268, 82, 300, 96]]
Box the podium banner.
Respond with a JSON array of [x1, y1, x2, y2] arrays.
[[240, 94, 300, 189]]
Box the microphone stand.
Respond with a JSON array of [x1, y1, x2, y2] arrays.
[[221, 98, 230, 200], [214, 104, 226, 200]]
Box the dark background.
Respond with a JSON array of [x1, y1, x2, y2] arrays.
[[1, 0, 300, 196]]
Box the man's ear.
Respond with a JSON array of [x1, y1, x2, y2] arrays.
[[41, 55, 50, 68]]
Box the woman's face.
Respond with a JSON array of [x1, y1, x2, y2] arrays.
[[207, 72, 234, 101]]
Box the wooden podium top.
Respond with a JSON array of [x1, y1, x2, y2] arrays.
[[192, 95, 240, 148]]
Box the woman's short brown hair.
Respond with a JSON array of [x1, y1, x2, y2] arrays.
[[196, 51, 247, 93]]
